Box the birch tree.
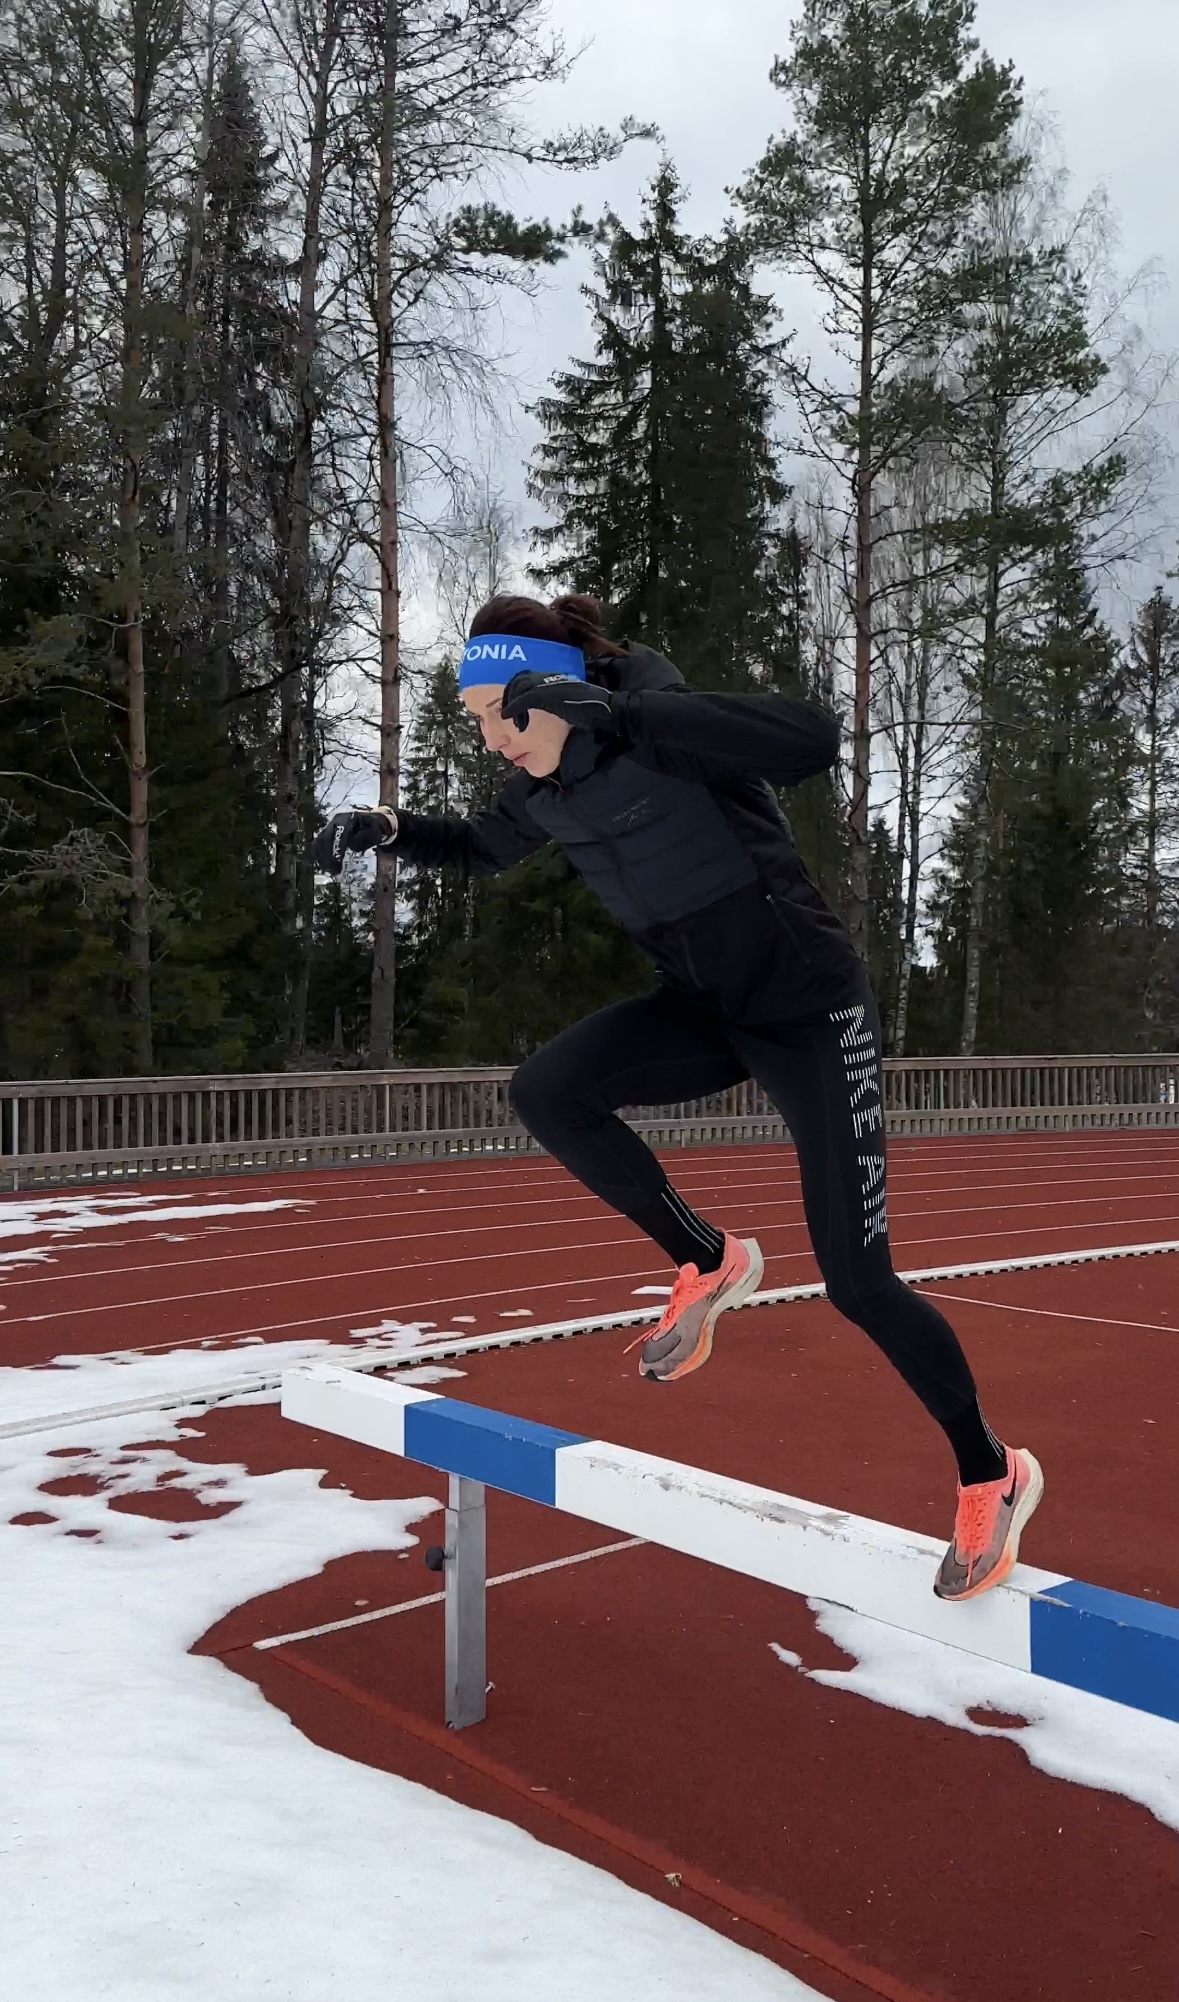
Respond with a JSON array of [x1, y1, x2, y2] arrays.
[[941, 139, 1162, 1053], [871, 445, 967, 1051], [1124, 587, 1179, 1042]]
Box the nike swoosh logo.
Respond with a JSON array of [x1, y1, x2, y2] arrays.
[[1002, 1471, 1018, 1508]]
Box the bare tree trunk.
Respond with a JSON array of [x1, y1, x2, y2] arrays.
[[290, 668, 317, 1053], [368, 0, 401, 1067], [957, 749, 991, 1057], [274, 0, 341, 1054], [847, 248, 874, 959], [642, 192, 668, 637], [29, 98, 81, 393], [958, 456, 1005, 1058], [884, 601, 915, 1050], [1141, 604, 1163, 1043], [122, 5, 153, 1073], [893, 617, 933, 1058], [171, 0, 218, 558], [212, 385, 232, 709]]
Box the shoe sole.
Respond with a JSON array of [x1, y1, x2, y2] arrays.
[[933, 1449, 1046, 1602], [641, 1238, 765, 1383]]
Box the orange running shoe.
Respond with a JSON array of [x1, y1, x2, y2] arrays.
[[933, 1446, 1045, 1601], [626, 1234, 764, 1382]]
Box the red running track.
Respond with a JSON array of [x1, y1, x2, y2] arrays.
[[6, 1132, 1179, 2001], [5, 1130, 1179, 1366]]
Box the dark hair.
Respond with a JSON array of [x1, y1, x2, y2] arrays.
[[468, 592, 626, 661]]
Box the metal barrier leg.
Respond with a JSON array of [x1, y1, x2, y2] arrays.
[[444, 1474, 486, 1729]]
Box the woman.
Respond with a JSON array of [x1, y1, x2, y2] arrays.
[[313, 592, 1043, 1602]]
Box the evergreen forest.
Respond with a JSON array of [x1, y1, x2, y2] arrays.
[[3, 0, 1178, 1078]]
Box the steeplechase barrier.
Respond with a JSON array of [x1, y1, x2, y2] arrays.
[[280, 1364, 1179, 1733]]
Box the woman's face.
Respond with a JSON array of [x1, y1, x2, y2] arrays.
[[462, 683, 572, 779]]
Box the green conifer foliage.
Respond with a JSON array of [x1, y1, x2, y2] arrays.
[[529, 162, 846, 912], [736, 0, 1022, 958], [531, 162, 797, 692]]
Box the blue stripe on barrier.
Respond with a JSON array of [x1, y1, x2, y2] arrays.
[[1029, 1578, 1179, 1723], [402, 1398, 589, 1507]]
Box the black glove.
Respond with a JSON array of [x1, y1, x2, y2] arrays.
[[500, 671, 620, 733], [311, 807, 397, 876]]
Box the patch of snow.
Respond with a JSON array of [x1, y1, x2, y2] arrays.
[[771, 1600, 1179, 1833], [0, 1191, 311, 1250], [0, 1333, 459, 1434], [2, 1355, 821, 2002], [348, 1319, 438, 1351]]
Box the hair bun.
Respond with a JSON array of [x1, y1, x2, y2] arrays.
[[550, 593, 606, 645]]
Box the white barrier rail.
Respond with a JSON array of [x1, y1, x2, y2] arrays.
[[281, 1365, 1179, 1734]]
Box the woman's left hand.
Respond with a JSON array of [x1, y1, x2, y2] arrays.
[[501, 672, 620, 732]]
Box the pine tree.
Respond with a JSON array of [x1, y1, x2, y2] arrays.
[[394, 661, 497, 1057], [736, 0, 1022, 958], [531, 174, 847, 909], [531, 161, 796, 692], [0, 19, 292, 1076]]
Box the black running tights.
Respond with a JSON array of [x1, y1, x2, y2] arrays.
[[508, 986, 979, 1429]]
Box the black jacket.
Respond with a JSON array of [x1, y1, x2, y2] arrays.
[[393, 643, 865, 1026]]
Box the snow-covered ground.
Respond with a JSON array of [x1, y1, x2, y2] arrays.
[[771, 1613, 1179, 1832], [0, 1189, 313, 1269], [2, 1343, 826, 2002]]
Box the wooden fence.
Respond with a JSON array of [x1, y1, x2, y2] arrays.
[[2, 1055, 1178, 1189]]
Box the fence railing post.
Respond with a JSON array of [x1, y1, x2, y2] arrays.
[[3, 1056, 1178, 1182]]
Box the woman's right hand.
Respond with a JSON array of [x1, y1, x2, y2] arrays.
[[311, 807, 398, 875]]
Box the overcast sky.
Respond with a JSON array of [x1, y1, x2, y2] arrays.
[[479, 0, 1179, 570]]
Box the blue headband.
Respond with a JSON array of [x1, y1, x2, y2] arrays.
[[458, 633, 586, 690]]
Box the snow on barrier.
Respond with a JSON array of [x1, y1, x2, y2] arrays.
[[281, 1364, 1179, 1732]]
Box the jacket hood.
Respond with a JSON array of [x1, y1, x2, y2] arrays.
[[593, 641, 685, 695]]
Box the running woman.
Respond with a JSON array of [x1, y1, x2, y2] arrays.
[[312, 592, 1043, 1601]]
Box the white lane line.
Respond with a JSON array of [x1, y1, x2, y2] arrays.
[[22, 1132, 1177, 1231], [9, 1240, 1179, 1440], [2, 1232, 654, 1326], [86, 1143, 1179, 1219], [9, 1171, 1179, 1292], [1, 1269, 673, 1362], [129, 1127, 1179, 1201], [12, 1202, 1179, 1332], [919, 1288, 1179, 1338], [251, 1538, 647, 1652], [11, 1129, 1176, 1265]]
